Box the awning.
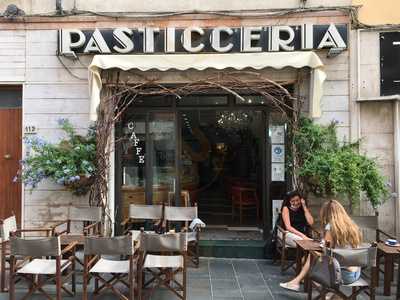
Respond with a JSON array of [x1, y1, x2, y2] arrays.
[[88, 52, 326, 120]]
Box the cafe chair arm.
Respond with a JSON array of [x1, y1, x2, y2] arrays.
[[83, 221, 102, 235], [61, 241, 78, 255], [376, 229, 396, 241], [50, 220, 70, 235]]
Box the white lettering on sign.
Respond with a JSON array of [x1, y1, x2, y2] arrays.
[[113, 27, 134, 53], [84, 28, 111, 54], [127, 121, 145, 164], [269, 26, 295, 51], [317, 24, 346, 49], [58, 23, 348, 56], [211, 26, 234, 53], [241, 27, 262, 52], [182, 27, 205, 53]]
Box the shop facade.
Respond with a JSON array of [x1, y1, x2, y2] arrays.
[[1, 2, 395, 243]]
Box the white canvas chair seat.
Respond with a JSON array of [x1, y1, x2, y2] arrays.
[[90, 258, 130, 274], [144, 254, 184, 269], [277, 230, 297, 248], [17, 259, 71, 275]]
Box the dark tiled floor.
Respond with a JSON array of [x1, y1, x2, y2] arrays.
[[1, 258, 397, 299]]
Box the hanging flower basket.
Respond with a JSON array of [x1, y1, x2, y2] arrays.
[[17, 119, 97, 196]]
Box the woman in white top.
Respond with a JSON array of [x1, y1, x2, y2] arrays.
[[280, 199, 362, 291]]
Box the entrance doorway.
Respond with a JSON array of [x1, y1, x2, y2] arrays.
[[0, 86, 22, 223], [116, 93, 289, 240], [181, 110, 264, 227]]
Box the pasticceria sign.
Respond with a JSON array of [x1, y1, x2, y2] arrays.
[[58, 24, 347, 56]]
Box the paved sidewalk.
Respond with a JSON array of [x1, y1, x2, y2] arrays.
[[0, 258, 396, 299]]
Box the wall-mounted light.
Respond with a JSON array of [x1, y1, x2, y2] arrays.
[[327, 47, 345, 58]]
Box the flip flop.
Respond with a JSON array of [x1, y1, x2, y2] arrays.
[[279, 282, 301, 292]]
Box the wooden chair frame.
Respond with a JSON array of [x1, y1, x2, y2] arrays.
[[164, 205, 202, 268], [231, 185, 260, 225], [51, 206, 102, 237], [8, 236, 77, 300], [0, 215, 53, 293], [83, 235, 136, 300], [307, 244, 378, 300], [121, 204, 164, 236], [275, 223, 319, 274], [138, 232, 187, 300]]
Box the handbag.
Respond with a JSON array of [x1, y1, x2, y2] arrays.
[[310, 253, 343, 288]]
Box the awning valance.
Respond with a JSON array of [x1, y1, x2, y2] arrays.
[[88, 52, 326, 120]]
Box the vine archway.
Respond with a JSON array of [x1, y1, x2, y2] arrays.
[[89, 70, 302, 234]]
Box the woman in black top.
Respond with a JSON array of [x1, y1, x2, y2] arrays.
[[280, 190, 314, 247]]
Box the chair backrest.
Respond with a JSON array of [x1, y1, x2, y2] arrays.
[[0, 215, 17, 241], [84, 235, 134, 256], [332, 245, 377, 268], [10, 236, 61, 257], [164, 206, 197, 222], [69, 206, 102, 222], [140, 232, 187, 252], [129, 204, 163, 220], [352, 215, 378, 230]]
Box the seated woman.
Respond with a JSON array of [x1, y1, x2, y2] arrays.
[[279, 190, 314, 248], [280, 199, 363, 292]]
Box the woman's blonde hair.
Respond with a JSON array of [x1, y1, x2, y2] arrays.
[[320, 200, 362, 248]]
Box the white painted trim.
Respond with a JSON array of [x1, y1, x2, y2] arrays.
[[356, 95, 400, 102], [21, 84, 25, 228], [108, 126, 115, 236], [394, 101, 400, 237]]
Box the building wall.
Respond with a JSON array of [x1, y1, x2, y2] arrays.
[[0, 0, 352, 15], [350, 28, 399, 235], [0, 11, 353, 229], [353, 0, 400, 25]]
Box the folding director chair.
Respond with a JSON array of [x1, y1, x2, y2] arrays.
[[9, 235, 76, 300], [83, 235, 136, 300]]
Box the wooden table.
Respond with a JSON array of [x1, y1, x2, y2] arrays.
[[294, 239, 321, 292], [377, 242, 400, 296]]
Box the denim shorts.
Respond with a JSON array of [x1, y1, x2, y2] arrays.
[[341, 268, 361, 285]]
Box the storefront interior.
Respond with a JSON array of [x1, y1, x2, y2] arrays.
[[116, 92, 288, 240]]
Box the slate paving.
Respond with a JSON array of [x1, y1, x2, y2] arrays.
[[0, 258, 397, 299]]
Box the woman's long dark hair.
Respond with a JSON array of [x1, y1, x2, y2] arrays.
[[281, 190, 302, 212]]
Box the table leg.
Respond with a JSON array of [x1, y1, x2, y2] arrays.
[[384, 254, 394, 296], [396, 253, 400, 300]]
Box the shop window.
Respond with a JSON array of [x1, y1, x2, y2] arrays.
[[177, 95, 228, 106]]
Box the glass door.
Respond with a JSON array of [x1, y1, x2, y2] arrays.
[[119, 111, 177, 222]]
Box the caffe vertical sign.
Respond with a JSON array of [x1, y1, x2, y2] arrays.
[[58, 24, 347, 56]]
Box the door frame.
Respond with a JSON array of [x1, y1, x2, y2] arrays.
[[115, 95, 273, 237]]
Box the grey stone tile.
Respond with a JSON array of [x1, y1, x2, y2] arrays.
[[237, 274, 266, 291], [212, 279, 242, 298], [233, 259, 260, 275], [209, 259, 235, 279], [243, 291, 271, 300], [187, 277, 211, 290]]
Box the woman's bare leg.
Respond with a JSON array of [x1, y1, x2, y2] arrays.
[[284, 254, 311, 286]]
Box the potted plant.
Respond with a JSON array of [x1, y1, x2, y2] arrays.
[[17, 119, 96, 196], [289, 117, 390, 213]]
